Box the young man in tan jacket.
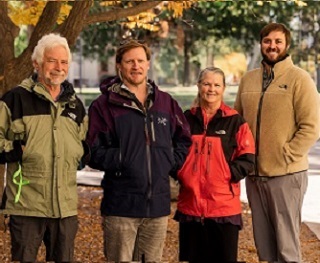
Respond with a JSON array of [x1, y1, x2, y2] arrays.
[[234, 23, 320, 262]]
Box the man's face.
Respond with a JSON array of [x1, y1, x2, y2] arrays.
[[117, 47, 150, 87], [35, 45, 69, 89], [261, 30, 288, 64]]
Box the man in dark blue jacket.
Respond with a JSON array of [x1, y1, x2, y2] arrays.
[[86, 39, 191, 263]]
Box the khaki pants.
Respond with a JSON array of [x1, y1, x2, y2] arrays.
[[246, 171, 307, 263], [102, 215, 168, 263]]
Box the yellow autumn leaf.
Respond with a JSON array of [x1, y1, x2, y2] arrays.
[[57, 3, 72, 24], [100, 1, 121, 7], [294, 0, 307, 7], [166, 1, 194, 18], [8, 1, 72, 26]]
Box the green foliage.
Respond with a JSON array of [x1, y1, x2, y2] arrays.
[[78, 22, 119, 61], [14, 27, 28, 57]]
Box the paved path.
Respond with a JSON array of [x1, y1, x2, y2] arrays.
[[303, 140, 320, 239]]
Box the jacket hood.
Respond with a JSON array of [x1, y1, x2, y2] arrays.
[[99, 76, 158, 95], [99, 76, 121, 94]]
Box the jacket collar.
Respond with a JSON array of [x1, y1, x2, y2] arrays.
[[261, 55, 293, 79], [19, 73, 76, 104]]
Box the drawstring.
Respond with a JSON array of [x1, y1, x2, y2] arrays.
[[12, 163, 29, 203]]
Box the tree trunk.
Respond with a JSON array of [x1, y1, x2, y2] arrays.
[[183, 30, 192, 87], [0, 165, 5, 230], [206, 45, 214, 67], [247, 42, 261, 71], [0, 2, 19, 97]]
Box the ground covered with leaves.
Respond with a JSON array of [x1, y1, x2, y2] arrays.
[[1, 186, 319, 262]]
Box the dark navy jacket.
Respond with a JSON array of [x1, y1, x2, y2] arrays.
[[86, 77, 191, 218]]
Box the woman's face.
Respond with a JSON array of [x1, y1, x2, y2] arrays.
[[197, 71, 225, 106]]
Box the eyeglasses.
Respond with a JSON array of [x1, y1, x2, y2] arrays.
[[119, 39, 146, 46]]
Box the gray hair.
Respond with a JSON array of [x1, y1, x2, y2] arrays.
[[197, 66, 226, 86], [192, 67, 226, 107], [31, 33, 72, 65]]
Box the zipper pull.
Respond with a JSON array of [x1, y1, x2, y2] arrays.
[[150, 115, 155, 142]]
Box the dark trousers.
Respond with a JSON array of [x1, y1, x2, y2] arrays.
[[9, 215, 78, 262], [179, 220, 240, 263]]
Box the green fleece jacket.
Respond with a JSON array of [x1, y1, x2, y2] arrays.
[[234, 56, 320, 176], [0, 75, 88, 218]]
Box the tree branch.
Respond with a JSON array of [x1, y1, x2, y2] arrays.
[[57, 0, 93, 46], [84, 1, 161, 26], [28, 1, 62, 50]]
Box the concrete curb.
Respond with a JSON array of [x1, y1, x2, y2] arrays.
[[305, 222, 320, 240]]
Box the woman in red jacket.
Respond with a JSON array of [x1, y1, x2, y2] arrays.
[[174, 67, 255, 263]]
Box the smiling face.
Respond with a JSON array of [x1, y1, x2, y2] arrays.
[[34, 45, 69, 89], [117, 46, 150, 88], [198, 71, 225, 107], [261, 30, 288, 64]]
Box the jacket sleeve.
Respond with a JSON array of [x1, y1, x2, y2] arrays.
[[233, 79, 244, 115], [229, 121, 255, 183], [169, 100, 192, 179], [284, 73, 320, 163], [0, 99, 23, 164], [86, 98, 121, 172]]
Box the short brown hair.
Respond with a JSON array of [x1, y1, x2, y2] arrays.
[[116, 39, 151, 64], [260, 23, 291, 48]]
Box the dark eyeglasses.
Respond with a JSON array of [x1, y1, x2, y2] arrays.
[[119, 39, 146, 46]]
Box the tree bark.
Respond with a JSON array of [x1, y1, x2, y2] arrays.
[[0, 2, 19, 97], [57, 1, 93, 46], [0, 165, 5, 230], [84, 2, 161, 25]]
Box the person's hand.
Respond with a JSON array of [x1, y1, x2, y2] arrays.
[[80, 141, 91, 166], [230, 173, 246, 183], [0, 140, 24, 163]]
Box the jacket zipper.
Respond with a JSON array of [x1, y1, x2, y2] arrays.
[[255, 87, 268, 175], [116, 139, 122, 177], [206, 142, 212, 175], [144, 116, 152, 217], [193, 141, 199, 172]]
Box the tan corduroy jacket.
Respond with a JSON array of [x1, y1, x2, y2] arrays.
[[234, 56, 320, 176]]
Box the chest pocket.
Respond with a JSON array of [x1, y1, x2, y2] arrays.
[[218, 132, 237, 163]]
